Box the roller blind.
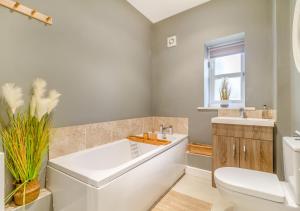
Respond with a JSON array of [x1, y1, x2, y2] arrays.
[[208, 41, 244, 59]]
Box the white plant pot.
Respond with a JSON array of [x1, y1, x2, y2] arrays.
[[220, 100, 229, 108]]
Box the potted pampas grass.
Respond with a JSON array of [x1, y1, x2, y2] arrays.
[[0, 78, 61, 206], [219, 78, 231, 108]]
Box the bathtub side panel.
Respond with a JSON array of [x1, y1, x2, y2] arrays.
[[47, 138, 187, 211], [95, 138, 187, 211], [46, 166, 98, 211]]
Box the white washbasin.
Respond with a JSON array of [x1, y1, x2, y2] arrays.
[[211, 117, 275, 127]]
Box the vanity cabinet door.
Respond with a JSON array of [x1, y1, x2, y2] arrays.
[[239, 139, 273, 173], [213, 135, 240, 170]]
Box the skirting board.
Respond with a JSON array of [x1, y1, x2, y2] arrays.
[[185, 166, 212, 181]]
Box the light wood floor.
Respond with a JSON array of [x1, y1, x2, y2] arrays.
[[151, 190, 212, 211]]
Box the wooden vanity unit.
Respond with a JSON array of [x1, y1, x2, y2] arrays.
[[211, 117, 275, 187]]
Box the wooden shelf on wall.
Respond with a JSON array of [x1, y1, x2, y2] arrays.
[[187, 144, 213, 157]]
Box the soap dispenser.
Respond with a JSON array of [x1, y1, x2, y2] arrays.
[[262, 105, 269, 119]]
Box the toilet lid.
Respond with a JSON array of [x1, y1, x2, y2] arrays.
[[214, 167, 285, 203]]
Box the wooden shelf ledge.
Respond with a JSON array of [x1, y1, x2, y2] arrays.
[[5, 189, 51, 211], [187, 144, 213, 157]]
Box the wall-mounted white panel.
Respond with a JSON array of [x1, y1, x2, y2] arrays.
[[293, 0, 300, 73]]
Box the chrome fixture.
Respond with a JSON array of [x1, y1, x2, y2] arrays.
[[294, 130, 300, 140], [239, 108, 246, 118], [159, 124, 173, 139]]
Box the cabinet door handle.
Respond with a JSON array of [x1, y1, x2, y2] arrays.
[[232, 144, 236, 158], [243, 145, 246, 160]]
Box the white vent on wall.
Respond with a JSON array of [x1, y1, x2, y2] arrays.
[[167, 36, 177, 48]]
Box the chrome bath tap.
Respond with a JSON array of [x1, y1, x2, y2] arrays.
[[159, 124, 173, 139]]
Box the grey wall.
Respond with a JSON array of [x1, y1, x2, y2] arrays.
[[151, 0, 274, 157], [0, 0, 293, 191], [274, 0, 300, 180], [0, 0, 152, 202], [0, 0, 152, 128], [274, 0, 292, 179]]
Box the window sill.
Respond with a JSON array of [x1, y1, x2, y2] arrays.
[[197, 106, 256, 111]]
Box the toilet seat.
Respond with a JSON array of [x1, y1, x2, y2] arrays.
[[215, 167, 285, 203]]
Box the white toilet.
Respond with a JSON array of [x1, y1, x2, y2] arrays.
[[214, 137, 300, 211]]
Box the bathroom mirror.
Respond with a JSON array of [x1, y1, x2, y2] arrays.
[[293, 0, 300, 72]]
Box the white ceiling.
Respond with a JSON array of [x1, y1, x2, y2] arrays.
[[127, 0, 211, 23]]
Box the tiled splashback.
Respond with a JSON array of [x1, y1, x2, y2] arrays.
[[50, 117, 188, 159], [153, 117, 188, 134], [218, 109, 276, 120]]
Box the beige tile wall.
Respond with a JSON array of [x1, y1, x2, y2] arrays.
[[49, 116, 188, 159], [153, 117, 189, 134], [218, 109, 276, 120]]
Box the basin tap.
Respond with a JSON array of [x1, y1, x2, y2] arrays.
[[240, 108, 246, 118], [159, 124, 173, 139]]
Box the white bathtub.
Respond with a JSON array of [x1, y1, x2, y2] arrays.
[[47, 133, 188, 211]]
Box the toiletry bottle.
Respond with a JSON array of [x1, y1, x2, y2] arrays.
[[262, 105, 268, 119]]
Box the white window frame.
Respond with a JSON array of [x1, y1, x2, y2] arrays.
[[207, 50, 245, 107]]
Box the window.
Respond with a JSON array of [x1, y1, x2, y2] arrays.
[[205, 39, 245, 107]]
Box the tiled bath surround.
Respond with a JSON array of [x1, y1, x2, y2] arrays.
[[50, 117, 189, 159]]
